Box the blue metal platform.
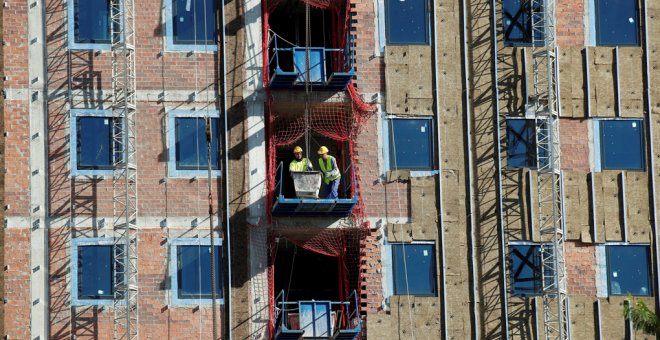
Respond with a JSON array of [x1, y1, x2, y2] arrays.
[[271, 162, 358, 217], [268, 31, 354, 91], [274, 290, 361, 340]]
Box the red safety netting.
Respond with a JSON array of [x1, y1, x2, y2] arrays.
[[262, 0, 375, 337]]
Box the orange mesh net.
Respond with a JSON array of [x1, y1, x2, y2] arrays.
[[262, 0, 375, 337]]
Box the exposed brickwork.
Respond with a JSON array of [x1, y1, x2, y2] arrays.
[[565, 241, 597, 297], [4, 229, 30, 339], [359, 228, 384, 313], [556, 0, 585, 48], [48, 229, 224, 339], [560, 118, 590, 172]]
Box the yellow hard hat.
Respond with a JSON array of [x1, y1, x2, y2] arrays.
[[318, 146, 329, 154], [293, 146, 303, 154]]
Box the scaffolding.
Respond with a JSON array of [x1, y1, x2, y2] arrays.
[[530, 0, 569, 339], [110, 0, 139, 337]]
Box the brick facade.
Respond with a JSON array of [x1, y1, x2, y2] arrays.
[[560, 118, 590, 172], [565, 241, 597, 297]]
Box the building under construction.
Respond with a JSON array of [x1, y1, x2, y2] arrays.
[[0, 0, 658, 338]]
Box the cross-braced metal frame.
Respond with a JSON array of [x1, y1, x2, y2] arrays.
[[110, 0, 139, 337], [530, 0, 570, 339]]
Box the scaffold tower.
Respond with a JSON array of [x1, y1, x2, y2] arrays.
[[110, 0, 139, 337], [530, 0, 570, 339]]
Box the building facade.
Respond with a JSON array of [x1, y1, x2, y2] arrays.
[[1, 0, 659, 339]]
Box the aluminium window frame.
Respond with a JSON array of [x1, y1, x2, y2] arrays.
[[605, 243, 652, 297], [163, 0, 219, 52], [169, 237, 224, 306], [71, 237, 117, 306], [592, 0, 641, 47], [67, 0, 124, 50], [508, 241, 544, 297], [383, 116, 436, 173], [593, 118, 646, 171], [70, 109, 120, 177], [167, 109, 222, 178], [505, 117, 538, 169]]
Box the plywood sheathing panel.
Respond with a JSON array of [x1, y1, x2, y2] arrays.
[[568, 297, 597, 339], [384, 46, 434, 115], [625, 171, 652, 243], [559, 48, 587, 118], [589, 48, 616, 117], [411, 176, 439, 240], [618, 49, 645, 117], [594, 172, 624, 241], [563, 171, 591, 241], [497, 48, 526, 117], [501, 169, 532, 241]]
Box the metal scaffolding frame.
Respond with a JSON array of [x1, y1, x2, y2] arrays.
[[110, 0, 139, 337], [530, 0, 570, 339]]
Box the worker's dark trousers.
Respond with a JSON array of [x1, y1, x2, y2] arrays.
[[325, 179, 340, 199]]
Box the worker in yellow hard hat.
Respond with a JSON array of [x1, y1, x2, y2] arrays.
[[317, 146, 341, 199], [289, 146, 313, 174]]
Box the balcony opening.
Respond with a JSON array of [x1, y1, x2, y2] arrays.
[[266, 0, 354, 90], [273, 238, 361, 339]]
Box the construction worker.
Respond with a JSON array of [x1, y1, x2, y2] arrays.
[[289, 146, 313, 173], [317, 146, 341, 199]]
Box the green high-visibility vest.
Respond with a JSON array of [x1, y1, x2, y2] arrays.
[[318, 156, 341, 184], [289, 158, 310, 172]]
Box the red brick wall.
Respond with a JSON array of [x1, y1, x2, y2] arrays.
[[48, 229, 224, 339], [565, 241, 597, 296], [556, 0, 585, 48], [4, 229, 30, 339], [560, 118, 590, 172]]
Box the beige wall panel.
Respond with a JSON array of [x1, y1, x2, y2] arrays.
[[387, 223, 413, 243], [385, 63, 410, 114], [406, 98, 434, 116], [411, 177, 439, 240], [366, 314, 398, 339], [501, 169, 531, 241], [625, 172, 652, 243], [618, 49, 644, 118], [598, 298, 626, 339], [559, 48, 583, 118], [442, 170, 463, 224], [569, 297, 596, 340], [506, 297, 537, 339], [590, 48, 616, 117], [600, 172, 624, 241], [564, 172, 591, 241], [498, 48, 526, 117]]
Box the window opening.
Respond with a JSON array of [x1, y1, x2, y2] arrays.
[[607, 245, 651, 296], [385, 0, 429, 44], [391, 244, 437, 296], [76, 116, 119, 170], [177, 245, 223, 299], [595, 0, 640, 46], [73, 0, 111, 44], [509, 244, 542, 296], [388, 118, 433, 171], [506, 118, 537, 168], [599, 119, 645, 170], [175, 117, 220, 170], [78, 245, 114, 300], [502, 0, 544, 46], [171, 0, 217, 45]]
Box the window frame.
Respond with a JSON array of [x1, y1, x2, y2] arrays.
[[70, 109, 120, 177], [167, 110, 222, 178], [71, 238, 117, 306], [390, 242, 438, 297], [384, 116, 435, 172], [593, 0, 641, 47], [594, 118, 646, 171], [169, 238, 224, 306], [606, 244, 652, 296], [164, 0, 219, 52], [384, 0, 430, 45], [67, 0, 122, 50], [508, 242, 544, 297]]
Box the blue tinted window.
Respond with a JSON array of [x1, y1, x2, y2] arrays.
[[74, 0, 111, 44], [607, 245, 651, 296], [78, 245, 113, 300], [385, 0, 429, 44], [509, 244, 542, 296], [596, 0, 639, 46], [392, 244, 436, 296], [172, 0, 217, 45], [177, 245, 223, 299], [77, 117, 115, 170], [175, 117, 220, 170], [502, 0, 543, 46], [389, 118, 433, 170], [600, 120, 645, 170], [506, 119, 536, 168]]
